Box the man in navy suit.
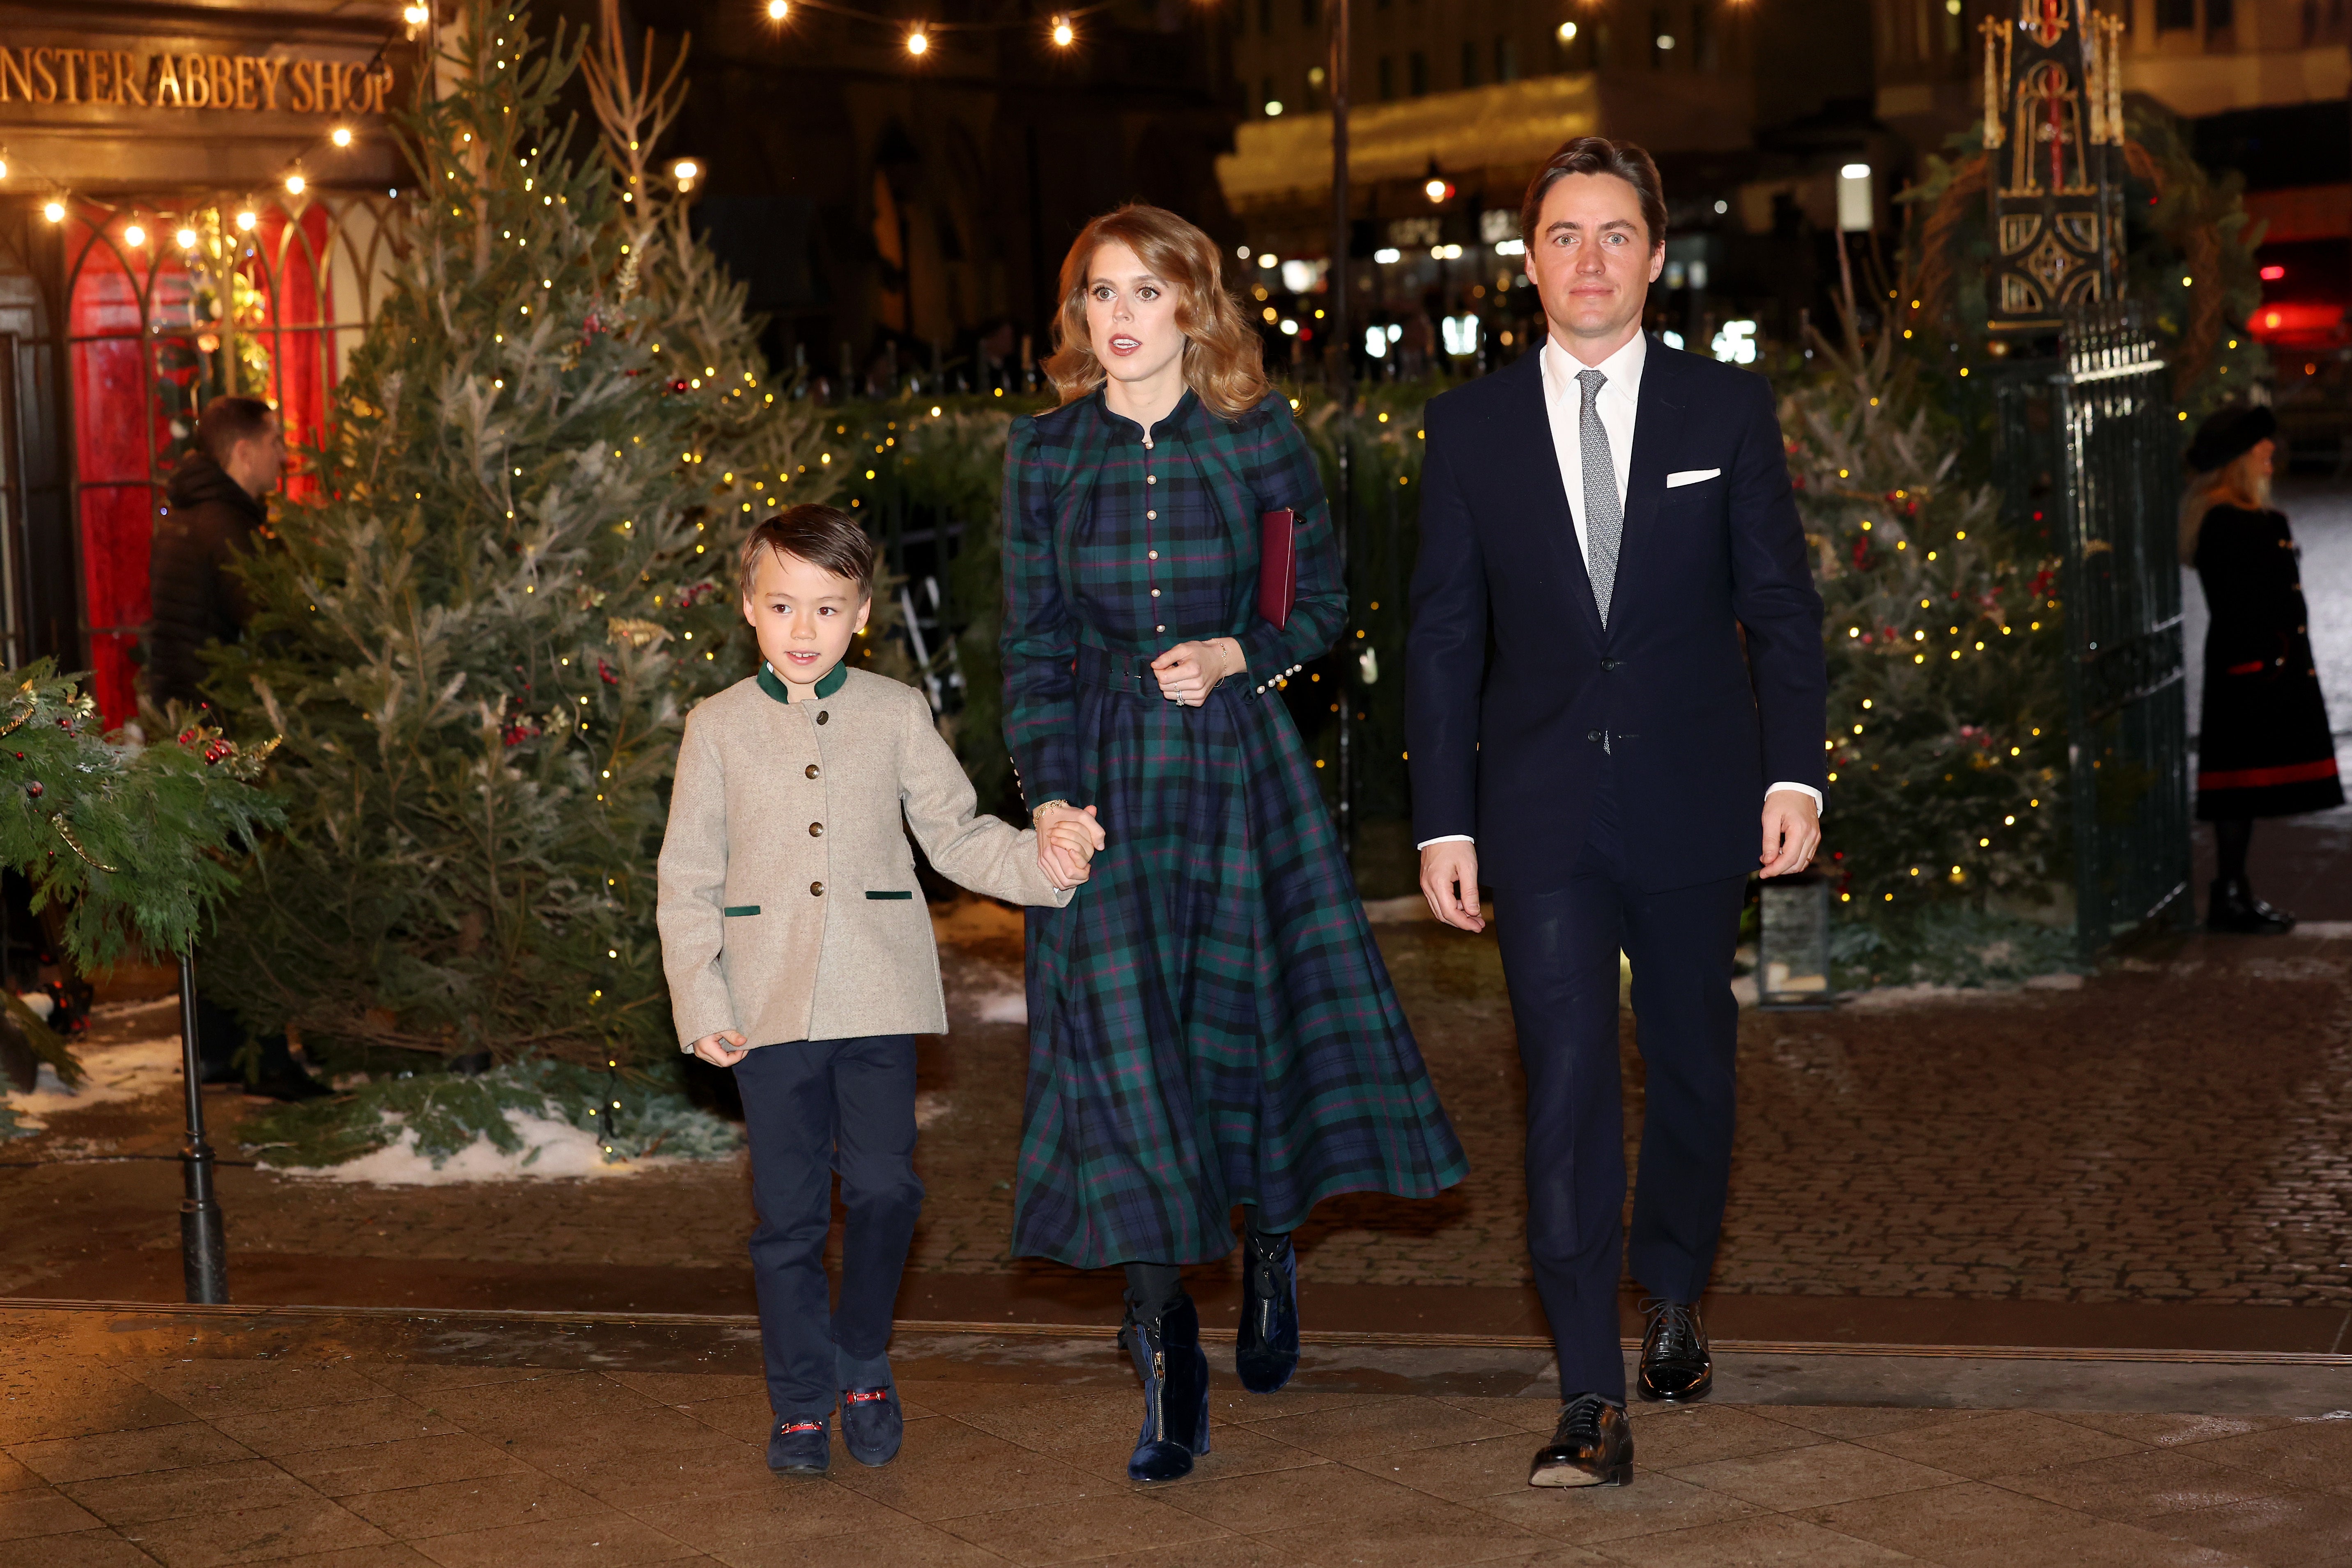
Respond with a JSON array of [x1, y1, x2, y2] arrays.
[[1406, 137, 1826, 1489]]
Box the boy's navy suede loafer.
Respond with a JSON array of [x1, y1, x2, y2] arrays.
[[841, 1387, 904, 1466], [767, 1417, 830, 1476]]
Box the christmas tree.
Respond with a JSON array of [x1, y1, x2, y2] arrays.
[[204, 0, 838, 1072], [1783, 323, 2074, 926]]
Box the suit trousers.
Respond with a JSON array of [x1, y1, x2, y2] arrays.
[[1495, 756, 1746, 1402], [733, 1033, 924, 1421]]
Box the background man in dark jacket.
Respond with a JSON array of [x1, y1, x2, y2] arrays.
[[147, 395, 282, 710], [145, 396, 325, 1100]]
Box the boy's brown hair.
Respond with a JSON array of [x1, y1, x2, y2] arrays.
[[738, 505, 876, 600]]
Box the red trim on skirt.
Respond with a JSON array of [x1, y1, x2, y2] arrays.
[[2197, 758, 2342, 790]]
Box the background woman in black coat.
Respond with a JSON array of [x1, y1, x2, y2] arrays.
[[2180, 404, 2342, 934]]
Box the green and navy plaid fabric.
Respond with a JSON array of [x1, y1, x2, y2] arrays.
[[1001, 389, 1468, 1268]]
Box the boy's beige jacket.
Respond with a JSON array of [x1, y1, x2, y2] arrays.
[[657, 665, 1069, 1051]]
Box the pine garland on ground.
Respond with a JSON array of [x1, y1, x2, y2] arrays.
[[205, 0, 838, 1071]]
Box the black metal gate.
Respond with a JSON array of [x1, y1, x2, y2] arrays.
[[1998, 304, 2193, 958]]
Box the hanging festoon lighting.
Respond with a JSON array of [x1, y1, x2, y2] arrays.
[[1050, 14, 1075, 46], [235, 206, 258, 232], [285, 170, 307, 196], [766, 0, 790, 17], [123, 223, 147, 248], [175, 226, 198, 250], [905, 25, 929, 55], [671, 158, 700, 193], [41, 198, 63, 223]]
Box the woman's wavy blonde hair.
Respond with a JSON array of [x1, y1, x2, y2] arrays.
[[1043, 204, 1270, 420]]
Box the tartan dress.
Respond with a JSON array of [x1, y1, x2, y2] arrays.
[[1001, 387, 1467, 1269]]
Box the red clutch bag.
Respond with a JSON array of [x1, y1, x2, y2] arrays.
[[1257, 507, 1297, 629]]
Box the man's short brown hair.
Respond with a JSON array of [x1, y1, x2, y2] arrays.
[[1520, 137, 1668, 254], [195, 395, 277, 466], [738, 504, 876, 601]]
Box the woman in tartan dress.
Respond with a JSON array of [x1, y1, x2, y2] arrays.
[[1001, 206, 1467, 1482]]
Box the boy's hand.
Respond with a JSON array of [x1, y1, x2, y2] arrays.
[[1043, 816, 1100, 883], [1035, 802, 1105, 890], [691, 1030, 749, 1067]]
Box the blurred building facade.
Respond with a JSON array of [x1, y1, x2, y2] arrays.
[[1214, 1, 1880, 377]]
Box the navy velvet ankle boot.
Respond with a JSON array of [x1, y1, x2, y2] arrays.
[[1121, 1293, 1210, 1483], [1235, 1232, 1300, 1394]]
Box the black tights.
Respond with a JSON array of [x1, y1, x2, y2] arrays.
[[1123, 1208, 1289, 1322], [2215, 817, 2255, 883]]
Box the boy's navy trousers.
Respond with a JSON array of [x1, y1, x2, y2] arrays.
[[732, 1033, 923, 1421]]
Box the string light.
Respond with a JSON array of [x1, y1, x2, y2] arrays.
[[767, 0, 790, 15], [331, 126, 354, 148], [123, 224, 146, 248], [176, 227, 198, 249], [41, 200, 62, 223], [285, 172, 306, 195], [671, 158, 699, 191], [906, 26, 929, 54], [1050, 14, 1075, 45]]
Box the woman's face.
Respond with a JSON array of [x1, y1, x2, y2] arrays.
[[1084, 240, 1186, 388], [2250, 438, 2275, 478]]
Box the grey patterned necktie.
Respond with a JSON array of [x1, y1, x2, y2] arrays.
[[1576, 367, 1623, 625]]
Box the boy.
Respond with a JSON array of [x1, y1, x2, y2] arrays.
[[658, 505, 1101, 1477]]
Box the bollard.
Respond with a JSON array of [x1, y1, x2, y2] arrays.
[[177, 949, 228, 1303]]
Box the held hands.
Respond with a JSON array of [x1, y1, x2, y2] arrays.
[[1419, 840, 1486, 933], [1759, 790, 1821, 878], [1151, 638, 1244, 706], [1034, 802, 1107, 891], [691, 1029, 749, 1068]]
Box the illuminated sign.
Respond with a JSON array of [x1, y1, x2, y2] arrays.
[[0, 45, 393, 114]]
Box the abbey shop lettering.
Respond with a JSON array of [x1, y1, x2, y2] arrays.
[[0, 46, 393, 114]]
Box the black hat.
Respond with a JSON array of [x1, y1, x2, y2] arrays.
[[2185, 402, 2277, 475]]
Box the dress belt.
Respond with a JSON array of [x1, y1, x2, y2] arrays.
[[1074, 643, 1170, 699]]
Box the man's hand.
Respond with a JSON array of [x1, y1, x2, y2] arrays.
[[1035, 802, 1106, 889], [1759, 790, 1821, 878], [1419, 840, 1486, 932], [691, 1030, 749, 1068], [1150, 638, 1243, 706]]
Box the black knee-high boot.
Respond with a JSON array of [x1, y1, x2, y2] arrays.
[[1120, 1265, 1209, 1482], [1235, 1208, 1300, 1393]]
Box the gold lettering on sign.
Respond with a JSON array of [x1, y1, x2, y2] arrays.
[[0, 42, 389, 113]]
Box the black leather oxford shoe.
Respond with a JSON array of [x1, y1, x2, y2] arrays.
[[1637, 1297, 1712, 1403], [1529, 1394, 1632, 1488]]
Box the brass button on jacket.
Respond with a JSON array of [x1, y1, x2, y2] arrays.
[[810, 880, 825, 896], [805, 763, 820, 778], [808, 822, 824, 837]]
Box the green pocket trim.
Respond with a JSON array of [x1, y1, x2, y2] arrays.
[[722, 905, 762, 917], [865, 891, 914, 900]]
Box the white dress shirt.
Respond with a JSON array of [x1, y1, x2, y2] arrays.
[[1417, 330, 1821, 850]]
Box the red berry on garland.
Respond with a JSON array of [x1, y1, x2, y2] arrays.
[[25, 782, 41, 797]]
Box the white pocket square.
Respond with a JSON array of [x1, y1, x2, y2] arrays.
[[1665, 468, 1722, 488]]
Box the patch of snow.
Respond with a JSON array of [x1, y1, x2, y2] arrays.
[[913, 1091, 952, 1129], [2, 1032, 187, 1130], [971, 988, 1028, 1025], [2022, 972, 2086, 991], [2288, 922, 2352, 941], [271, 1109, 702, 1185]]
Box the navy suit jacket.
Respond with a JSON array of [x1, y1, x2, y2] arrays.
[[1405, 340, 1827, 894]]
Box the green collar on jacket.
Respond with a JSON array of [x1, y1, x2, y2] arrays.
[[757, 659, 848, 704]]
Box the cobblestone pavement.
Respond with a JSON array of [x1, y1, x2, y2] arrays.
[[3, 1304, 2351, 1568], [5, 912, 2350, 1311]]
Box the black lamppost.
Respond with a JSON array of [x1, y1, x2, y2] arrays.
[[177, 951, 227, 1302]]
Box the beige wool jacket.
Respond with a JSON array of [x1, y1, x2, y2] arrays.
[[657, 663, 1070, 1051]]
